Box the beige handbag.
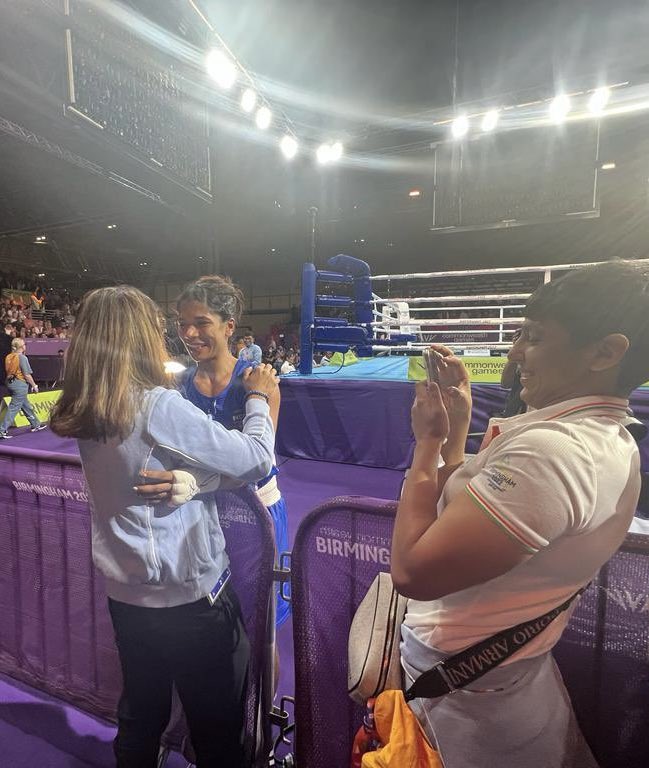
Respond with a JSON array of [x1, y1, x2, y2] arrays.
[[348, 572, 408, 705]]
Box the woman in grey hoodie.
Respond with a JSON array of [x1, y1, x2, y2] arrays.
[[50, 285, 278, 768]]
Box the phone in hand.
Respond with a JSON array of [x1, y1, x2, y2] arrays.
[[422, 348, 440, 385]]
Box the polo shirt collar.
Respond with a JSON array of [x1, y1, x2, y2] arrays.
[[480, 395, 633, 451]]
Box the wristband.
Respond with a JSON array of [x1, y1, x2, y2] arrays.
[[245, 390, 270, 404]]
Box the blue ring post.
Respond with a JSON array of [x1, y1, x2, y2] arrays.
[[299, 262, 317, 374]]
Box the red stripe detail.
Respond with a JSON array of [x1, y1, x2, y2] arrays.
[[467, 482, 539, 551]]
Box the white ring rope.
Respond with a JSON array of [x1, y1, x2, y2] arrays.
[[370, 258, 649, 282], [371, 293, 532, 304]]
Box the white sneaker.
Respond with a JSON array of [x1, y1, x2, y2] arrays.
[[0, 431, 12, 439], [31, 424, 47, 432]]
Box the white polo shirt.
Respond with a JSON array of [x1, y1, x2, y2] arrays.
[[404, 396, 642, 663]]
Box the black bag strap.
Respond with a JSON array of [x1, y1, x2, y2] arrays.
[[404, 583, 588, 701]]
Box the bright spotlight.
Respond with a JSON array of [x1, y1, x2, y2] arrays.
[[549, 94, 571, 123], [588, 87, 610, 115], [481, 109, 499, 132], [255, 105, 272, 130], [316, 143, 333, 165], [206, 49, 237, 90], [240, 88, 257, 113], [280, 135, 298, 160], [451, 115, 469, 139]]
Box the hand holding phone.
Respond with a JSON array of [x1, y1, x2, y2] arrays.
[[422, 348, 440, 385]]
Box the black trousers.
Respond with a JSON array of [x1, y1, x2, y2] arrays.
[[108, 582, 250, 768]]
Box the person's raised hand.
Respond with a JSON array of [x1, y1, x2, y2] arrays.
[[425, 345, 472, 425], [411, 381, 450, 444], [242, 364, 279, 398]]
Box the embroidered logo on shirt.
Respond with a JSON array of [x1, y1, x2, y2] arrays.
[[483, 465, 517, 494]]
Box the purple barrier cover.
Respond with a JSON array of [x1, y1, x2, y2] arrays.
[[0, 450, 276, 759], [278, 379, 649, 471], [291, 497, 397, 768], [25, 339, 70, 356], [554, 534, 649, 768]]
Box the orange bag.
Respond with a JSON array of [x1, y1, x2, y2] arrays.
[[361, 689, 442, 768]]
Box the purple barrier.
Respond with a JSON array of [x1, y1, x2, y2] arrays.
[[554, 533, 649, 768], [24, 339, 70, 355], [291, 498, 649, 768], [0, 445, 276, 763], [277, 380, 649, 470], [0, 454, 119, 718], [291, 497, 397, 768]]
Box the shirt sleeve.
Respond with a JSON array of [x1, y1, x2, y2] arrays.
[[252, 345, 262, 364], [464, 424, 596, 554], [147, 389, 275, 484], [19, 355, 33, 376]]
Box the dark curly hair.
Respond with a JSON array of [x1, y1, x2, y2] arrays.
[[176, 275, 245, 325]]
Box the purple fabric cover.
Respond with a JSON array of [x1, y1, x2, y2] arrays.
[[0, 446, 276, 760], [291, 498, 649, 768], [24, 340, 70, 355], [290, 497, 397, 768], [278, 380, 649, 470], [554, 533, 649, 768]]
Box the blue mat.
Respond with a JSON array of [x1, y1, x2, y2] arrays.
[[285, 357, 410, 382]]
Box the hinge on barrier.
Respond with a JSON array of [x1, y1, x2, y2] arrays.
[[274, 551, 292, 603]]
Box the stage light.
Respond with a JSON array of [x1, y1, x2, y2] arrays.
[[549, 94, 571, 123], [601, 161, 616, 170], [481, 109, 499, 132], [164, 361, 187, 375], [106, 223, 118, 230], [280, 134, 298, 159], [588, 87, 610, 115], [240, 88, 257, 113], [330, 141, 343, 161], [451, 115, 469, 139], [317, 143, 333, 165], [255, 105, 272, 130], [408, 189, 422, 198], [206, 49, 237, 90]]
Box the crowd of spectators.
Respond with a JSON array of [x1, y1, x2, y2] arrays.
[[228, 333, 332, 375], [0, 270, 80, 341]]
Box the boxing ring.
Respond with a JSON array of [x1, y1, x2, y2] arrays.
[[299, 254, 649, 372], [292, 255, 649, 471]]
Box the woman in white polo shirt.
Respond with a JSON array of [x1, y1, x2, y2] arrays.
[[391, 261, 649, 767]]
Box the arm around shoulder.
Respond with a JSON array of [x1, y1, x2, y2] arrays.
[[148, 389, 275, 484]]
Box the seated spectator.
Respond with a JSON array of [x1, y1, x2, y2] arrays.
[[280, 351, 296, 375]]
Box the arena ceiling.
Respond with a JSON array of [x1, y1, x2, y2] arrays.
[[1, 0, 649, 289]]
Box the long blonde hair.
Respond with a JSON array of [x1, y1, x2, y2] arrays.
[[50, 286, 170, 441]]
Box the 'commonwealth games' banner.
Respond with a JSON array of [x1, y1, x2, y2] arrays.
[[408, 356, 507, 383], [0, 389, 62, 427], [408, 356, 649, 387]]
